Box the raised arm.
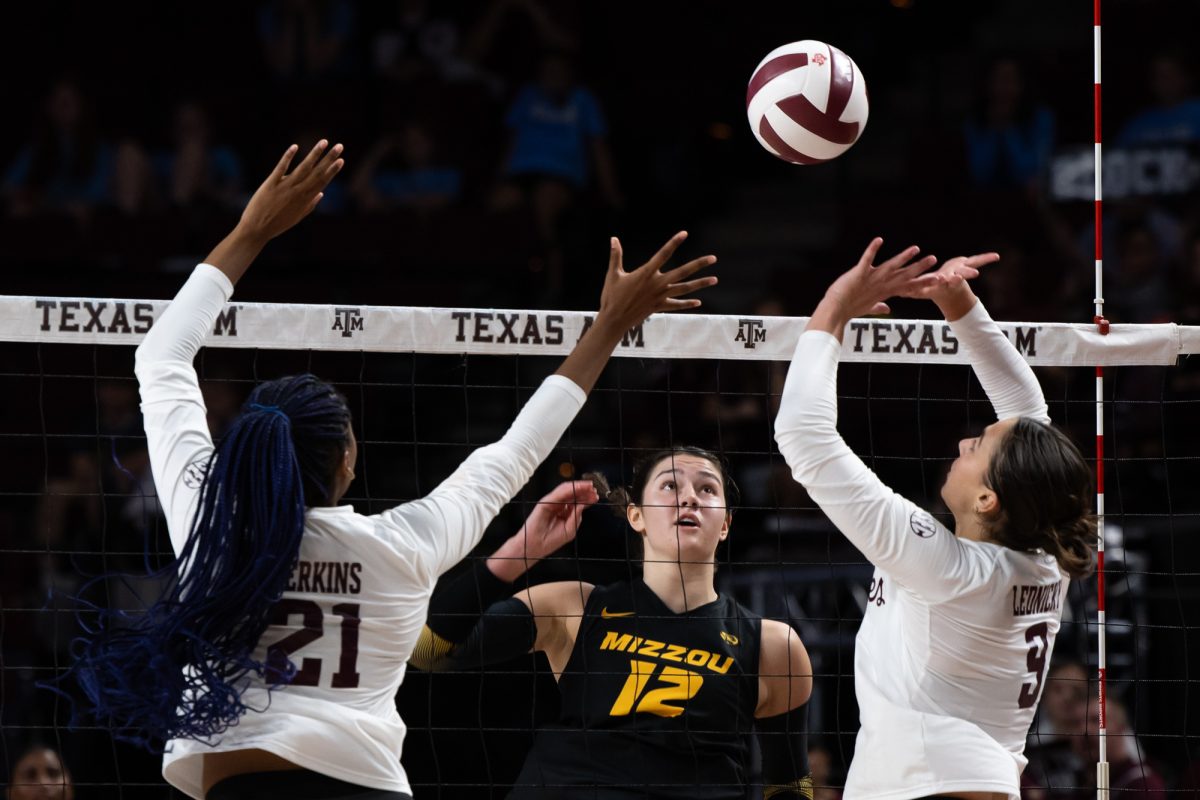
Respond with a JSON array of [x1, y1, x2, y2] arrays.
[[409, 481, 598, 674], [775, 241, 996, 600], [917, 255, 1050, 423], [136, 141, 344, 554], [382, 232, 717, 578]]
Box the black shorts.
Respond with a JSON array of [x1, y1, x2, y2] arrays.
[[206, 770, 413, 800]]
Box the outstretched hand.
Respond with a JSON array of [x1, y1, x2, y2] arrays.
[[597, 232, 718, 330], [905, 252, 999, 319], [240, 140, 345, 242], [822, 238, 940, 319], [204, 140, 345, 284], [487, 480, 600, 582], [805, 238, 939, 340]]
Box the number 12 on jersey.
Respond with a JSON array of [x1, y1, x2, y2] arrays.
[[609, 659, 704, 718]]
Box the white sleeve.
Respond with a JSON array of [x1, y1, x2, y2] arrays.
[[134, 263, 233, 558], [950, 300, 1050, 424], [374, 374, 586, 584], [774, 331, 992, 602]]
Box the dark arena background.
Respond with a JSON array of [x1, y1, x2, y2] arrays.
[[3, 1, 1200, 797]]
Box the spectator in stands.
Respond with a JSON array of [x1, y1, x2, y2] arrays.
[[962, 55, 1056, 193], [1110, 215, 1173, 323], [464, 0, 580, 84], [1117, 48, 1200, 147], [1074, 199, 1182, 321], [2, 78, 112, 220], [369, 0, 501, 95], [491, 50, 622, 298], [1022, 662, 1088, 799], [350, 121, 463, 212], [5, 744, 74, 800], [1031, 660, 1089, 744], [1080, 696, 1166, 800], [1174, 229, 1200, 324], [258, 0, 358, 81], [155, 102, 244, 213]]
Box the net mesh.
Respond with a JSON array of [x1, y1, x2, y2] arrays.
[[3, 299, 1200, 798]]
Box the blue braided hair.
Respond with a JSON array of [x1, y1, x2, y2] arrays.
[[66, 373, 351, 751]]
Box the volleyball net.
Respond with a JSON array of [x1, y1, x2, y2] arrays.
[[3, 293, 1200, 798]]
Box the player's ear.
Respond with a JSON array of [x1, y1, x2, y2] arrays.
[[718, 511, 731, 541], [626, 503, 647, 534], [975, 488, 999, 517], [342, 447, 355, 481]]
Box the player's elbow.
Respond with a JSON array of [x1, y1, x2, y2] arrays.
[[774, 421, 836, 484]]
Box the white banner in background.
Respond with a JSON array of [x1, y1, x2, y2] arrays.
[[1, 295, 1194, 367]]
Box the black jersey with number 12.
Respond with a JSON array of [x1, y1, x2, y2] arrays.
[[509, 579, 763, 799]]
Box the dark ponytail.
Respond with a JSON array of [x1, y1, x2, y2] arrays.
[[983, 418, 1096, 578], [65, 374, 351, 751]]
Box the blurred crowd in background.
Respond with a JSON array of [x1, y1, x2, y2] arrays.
[[4, 0, 1200, 797]]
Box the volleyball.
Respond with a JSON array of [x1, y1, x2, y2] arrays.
[[746, 40, 869, 164]]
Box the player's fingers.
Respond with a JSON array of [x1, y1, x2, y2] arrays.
[[878, 245, 921, 272], [905, 254, 939, 275], [964, 252, 1001, 268], [608, 237, 623, 275], [544, 479, 597, 505], [870, 301, 890, 315], [305, 193, 325, 213], [270, 144, 299, 181], [657, 297, 703, 312], [303, 145, 343, 189], [665, 276, 719, 297], [857, 237, 884, 268], [661, 254, 717, 283], [642, 231, 688, 272], [316, 156, 344, 187], [292, 139, 329, 179]]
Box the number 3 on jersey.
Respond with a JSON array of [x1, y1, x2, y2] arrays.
[[1018, 622, 1050, 709], [267, 599, 361, 689], [609, 659, 704, 718]]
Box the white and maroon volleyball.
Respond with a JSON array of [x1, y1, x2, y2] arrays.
[[746, 40, 869, 164]]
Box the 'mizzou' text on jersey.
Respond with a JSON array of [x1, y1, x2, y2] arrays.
[[599, 631, 734, 675], [287, 560, 363, 595], [1012, 581, 1063, 616]]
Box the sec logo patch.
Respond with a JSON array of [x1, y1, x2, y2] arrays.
[[909, 510, 937, 539], [182, 456, 212, 489]]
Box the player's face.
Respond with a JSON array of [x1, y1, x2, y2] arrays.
[[941, 418, 1016, 518], [629, 455, 731, 563], [9, 747, 73, 800]]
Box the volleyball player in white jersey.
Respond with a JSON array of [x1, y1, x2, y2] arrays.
[[774, 240, 1095, 800], [67, 141, 717, 800]]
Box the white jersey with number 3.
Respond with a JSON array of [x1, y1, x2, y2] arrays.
[[776, 301, 1067, 800], [137, 265, 586, 799]]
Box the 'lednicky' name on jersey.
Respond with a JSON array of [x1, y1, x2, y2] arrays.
[[286, 560, 363, 595], [1011, 581, 1063, 616]]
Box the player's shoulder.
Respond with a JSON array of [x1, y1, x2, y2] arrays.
[[584, 579, 634, 613]]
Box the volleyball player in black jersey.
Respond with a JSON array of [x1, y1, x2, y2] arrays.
[[410, 447, 813, 800]]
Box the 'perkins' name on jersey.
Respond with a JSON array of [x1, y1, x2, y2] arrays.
[[286, 560, 363, 595], [599, 631, 734, 675], [1011, 581, 1063, 616]]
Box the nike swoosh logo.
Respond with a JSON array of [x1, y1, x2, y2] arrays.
[[600, 608, 635, 618]]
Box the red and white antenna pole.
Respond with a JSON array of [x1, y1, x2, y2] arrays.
[[1093, 0, 1110, 798]]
